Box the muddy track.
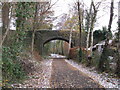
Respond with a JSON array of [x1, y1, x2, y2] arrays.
[[50, 59, 104, 88]]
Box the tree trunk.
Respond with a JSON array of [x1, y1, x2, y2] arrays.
[[78, 1, 82, 61], [1, 3, 12, 46], [86, 1, 93, 53], [98, 0, 114, 72], [90, 30, 94, 56], [89, 9, 97, 57], [2, 2, 9, 35], [31, 3, 38, 57], [108, 0, 114, 33], [61, 41, 64, 55], [68, 28, 73, 56], [86, 29, 90, 52]]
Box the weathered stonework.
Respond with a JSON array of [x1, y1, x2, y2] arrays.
[[27, 30, 86, 55]]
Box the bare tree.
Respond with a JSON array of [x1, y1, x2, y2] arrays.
[[31, 3, 38, 57], [108, 0, 114, 33], [77, 1, 82, 61], [89, 1, 101, 57], [31, 1, 58, 56], [86, 1, 93, 54], [98, 0, 114, 72], [86, 0, 102, 58]]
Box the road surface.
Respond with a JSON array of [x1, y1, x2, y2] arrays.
[[50, 58, 104, 88]]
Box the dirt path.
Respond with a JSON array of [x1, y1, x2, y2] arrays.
[[50, 59, 104, 88]]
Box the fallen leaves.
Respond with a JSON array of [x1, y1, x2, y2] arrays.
[[11, 59, 53, 88]]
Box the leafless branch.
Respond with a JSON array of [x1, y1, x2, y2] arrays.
[[40, 0, 59, 16]]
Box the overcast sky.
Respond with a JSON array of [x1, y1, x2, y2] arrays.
[[51, 0, 119, 33], [0, 0, 119, 33]]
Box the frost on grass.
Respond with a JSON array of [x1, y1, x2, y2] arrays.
[[65, 59, 119, 88], [11, 59, 53, 88]]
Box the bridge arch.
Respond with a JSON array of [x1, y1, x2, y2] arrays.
[[26, 30, 80, 55], [43, 37, 74, 48]]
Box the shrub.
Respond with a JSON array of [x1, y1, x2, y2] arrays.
[[98, 46, 110, 72], [2, 45, 26, 87], [92, 50, 101, 68]]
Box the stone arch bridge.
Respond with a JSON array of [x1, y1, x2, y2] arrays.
[[27, 30, 86, 55]]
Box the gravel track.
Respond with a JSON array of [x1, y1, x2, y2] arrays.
[[50, 59, 104, 88]]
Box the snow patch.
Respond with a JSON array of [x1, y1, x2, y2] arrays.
[[50, 54, 66, 58], [65, 59, 119, 89]]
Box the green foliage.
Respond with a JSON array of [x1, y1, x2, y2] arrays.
[[15, 2, 35, 31], [93, 30, 105, 40], [115, 50, 120, 77], [43, 42, 51, 55], [2, 2, 35, 87], [91, 51, 101, 68], [98, 46, 110, 72], [96, 26, 112, 72], [114, 32, 119, 41], [80, 52, 88, 64], [2, 30, 27, 85], [75, 48, 87, 63], [2, 46, 26, 86], [93, 26, 112, 44], [115, 22, 120, 77]]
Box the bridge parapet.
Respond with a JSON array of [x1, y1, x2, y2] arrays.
[[26, 30, 86, 55]]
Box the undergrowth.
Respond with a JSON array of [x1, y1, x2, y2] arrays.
[[2, 45, 27, 88]]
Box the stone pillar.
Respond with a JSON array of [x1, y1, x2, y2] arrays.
[[35, 32, 44, 55]]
